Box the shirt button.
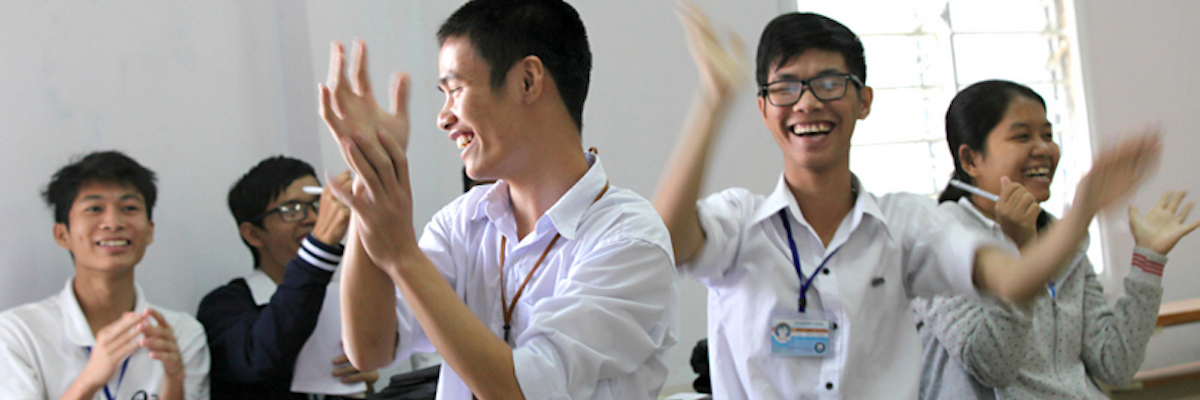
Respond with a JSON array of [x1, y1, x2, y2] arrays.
[[822, 269, 831, 275], [832, 322, 838, 330], [826, 382, 834, 390]]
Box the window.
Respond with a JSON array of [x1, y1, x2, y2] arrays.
[[793, 0, 1105, 271]]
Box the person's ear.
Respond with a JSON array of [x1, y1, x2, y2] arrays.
[[146, 220, 154, 247], [240, 222, 266, 249], [53, 223, 71, 250], [518, 55, 545, 103], [959, 144, 984, 179], [857, 86, 873, 119]]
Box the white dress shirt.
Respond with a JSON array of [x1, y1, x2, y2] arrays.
[[396, 153, 679, 400], [686, 175, 1008, 400], [0, 278, 211, 400]]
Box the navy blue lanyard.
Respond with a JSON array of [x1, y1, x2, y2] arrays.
[[779, 209, 839, 313], [85, 347, 132, 400]]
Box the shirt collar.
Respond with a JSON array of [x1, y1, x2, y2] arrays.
[[474, 152, 608, 242], [59, 277, 149, 347], [244, 269, 277, 306], [751, 174, 890, 239], [957, 196, 1000, 231]]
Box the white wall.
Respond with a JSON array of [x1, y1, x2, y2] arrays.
[[0, 0, 322, 317], [1075, 0, 1200, 373]]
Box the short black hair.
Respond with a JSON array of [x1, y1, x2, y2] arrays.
[[437, 0, 592, 130], [228, 156, 316, 268], [43, 151, 158, 225], [756, 13, 867, 89]]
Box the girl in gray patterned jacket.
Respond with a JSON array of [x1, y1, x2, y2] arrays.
[[913, 80, 1200, 399]]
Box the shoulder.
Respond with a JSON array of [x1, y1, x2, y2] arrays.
[[198, 278, 251, 308], [696, 187, 766, 223], [0, 295, 62, 335], [873, 191, 939, 213], [586, 187, 672, 248], [700, 187, 760, 208]]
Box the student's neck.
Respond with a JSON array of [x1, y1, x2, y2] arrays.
[[261, 261, 286, 285], [969, 195, 998, 221], [784, 166, 855, 247], [505, 127, 589, 241], [73, 270, 136, 336]]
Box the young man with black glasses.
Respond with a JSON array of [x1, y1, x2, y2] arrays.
[[654, 5, 1162, 399], [197, 156, 375, 399]]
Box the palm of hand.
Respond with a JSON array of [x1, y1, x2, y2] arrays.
[[678, 0, 747, 102], [1130, 191, 1200, 255]]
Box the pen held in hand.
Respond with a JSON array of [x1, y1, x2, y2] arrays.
[[949, 179, 999, 202]]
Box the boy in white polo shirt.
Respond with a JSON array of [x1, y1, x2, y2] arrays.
[[654, 6, 1162, 399], [0, 151, 210, 400]]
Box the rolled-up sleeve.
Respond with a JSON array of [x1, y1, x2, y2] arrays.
[[512, 237, 677, 400]]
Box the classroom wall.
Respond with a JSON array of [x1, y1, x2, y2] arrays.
[[2, 0, 1196, 395]]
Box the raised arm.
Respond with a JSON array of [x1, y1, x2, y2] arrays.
[[321, 40, 525, 400], [1080, 191, 1198, 384], [973, 131, 1162, 302], [319, 40, 407, 372], [653, 1, 747, 265]]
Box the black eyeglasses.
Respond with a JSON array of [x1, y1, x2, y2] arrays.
[[253, 200, 319, 223], [759, 73, 864, 107]]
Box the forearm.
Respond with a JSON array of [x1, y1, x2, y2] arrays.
[[158, 375, 184, 400], [60, 376, 102, 400], [387, 247, 524, 400], [974, 208, 1091, 302], [340, 225, 400, 371], [199, 262, 331, 380], [1083, 252, 1164, 383], [653, 93, 731, 265]]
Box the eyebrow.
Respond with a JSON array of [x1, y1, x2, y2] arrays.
[[77, 193, 144, 203], [772, 68, 845, 81], [438, 72, 462, 88], [1009, 122, 1054, 129]]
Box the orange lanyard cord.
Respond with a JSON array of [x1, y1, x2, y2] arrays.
[[498, 181, 609, 344]]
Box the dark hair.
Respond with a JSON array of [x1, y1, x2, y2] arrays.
[[756, 13, 867, 89], [228, 156, 316, 268], [43, 151, 158, 225], [939, 80, 1051, 229], [437, 0, 591, 130]]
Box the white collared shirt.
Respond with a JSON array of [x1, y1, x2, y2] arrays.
[[399, 153, 679, 400], [0, 278, 210, 399], [686, 175, 1007, 400]]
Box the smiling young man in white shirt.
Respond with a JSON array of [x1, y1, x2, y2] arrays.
[[654, 7, 1162, 399], [0, 151, 210, 400], [316, 1, 678, 399]]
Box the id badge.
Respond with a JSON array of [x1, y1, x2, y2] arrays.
[[770, 316, 831, 357]]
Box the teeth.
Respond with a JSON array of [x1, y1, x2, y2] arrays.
[[456, 135, 472, 149], [791, 122, 832, 136], [97, 240, 130, 247], [1024, 167, 1051, 177]]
